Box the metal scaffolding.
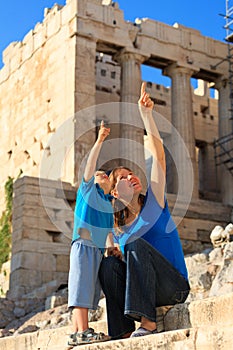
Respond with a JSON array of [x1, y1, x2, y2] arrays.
[[225, 0, 233, 122], [213, 0, 233, 176], [214, 133, 233, 175]]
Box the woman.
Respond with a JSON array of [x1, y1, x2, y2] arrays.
[[99, 83, 190, 339]]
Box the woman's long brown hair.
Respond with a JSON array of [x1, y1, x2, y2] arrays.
[[109, 167, 145, 234]]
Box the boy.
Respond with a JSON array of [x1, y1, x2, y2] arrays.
[[67, 121, 113, 347]]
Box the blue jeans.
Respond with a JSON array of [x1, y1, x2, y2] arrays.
[[99, 238, 190, 339]]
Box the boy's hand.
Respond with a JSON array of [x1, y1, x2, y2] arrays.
[[97, 120, 110, 143], [106, 246, 123, 260], [138, 82, 154, 110]]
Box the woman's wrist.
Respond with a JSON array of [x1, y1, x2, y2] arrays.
[[138, 104, 153, 116], [139, 108, 153, 123]]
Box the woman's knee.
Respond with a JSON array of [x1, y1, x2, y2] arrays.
[[99, 256, 124, 279], [99, 256, 126, 294], [124, 238, 148, 253], [100, 256, 116, 273]]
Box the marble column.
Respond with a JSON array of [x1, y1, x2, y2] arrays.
[[164, 64, 199, 198], [214, 78, 233, 206], [114, 50, 148, 189], [74, 35, 97, 185]]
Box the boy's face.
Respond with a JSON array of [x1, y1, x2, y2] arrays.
[[94, 171, 111, 194]]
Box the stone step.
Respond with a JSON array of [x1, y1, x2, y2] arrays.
[[163, 291, 233, 332], [0, 292, 232, 350], [0, 324, 232, 350], [68, 325, 233, 350]]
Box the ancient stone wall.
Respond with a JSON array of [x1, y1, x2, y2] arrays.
[[9, 176, 75, 299], [0, 3, 76, 210], [1, 0, 232, 210]]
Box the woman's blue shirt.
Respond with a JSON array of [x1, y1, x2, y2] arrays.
[[114, 186, 188, 280]]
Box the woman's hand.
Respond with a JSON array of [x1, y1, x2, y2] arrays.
[[138, 82, 154, 110], [97, 120, 110, 143]]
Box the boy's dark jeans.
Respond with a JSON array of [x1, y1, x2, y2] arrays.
[[99, 238, 190, 339]]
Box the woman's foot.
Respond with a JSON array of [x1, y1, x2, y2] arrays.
[[141, 316, 156, 331], [130, 317, 157, 338], [130, 327, 158, 337]]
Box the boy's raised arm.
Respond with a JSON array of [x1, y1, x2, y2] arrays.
[[83, 121, 110, 182]]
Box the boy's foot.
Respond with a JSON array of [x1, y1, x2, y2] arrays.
[[130, 327, 158, 337], [67, 328, 111, 346]]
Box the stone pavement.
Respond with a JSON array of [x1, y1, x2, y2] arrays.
[[0, 292, 232, 350]]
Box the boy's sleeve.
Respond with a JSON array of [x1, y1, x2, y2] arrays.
[[78, 176, 95, 195]]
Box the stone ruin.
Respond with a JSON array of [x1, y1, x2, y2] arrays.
[[0, 0, 232, 206], [210, 223, 233, 247], [0, 0, 233, 340]]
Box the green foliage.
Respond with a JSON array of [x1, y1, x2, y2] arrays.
[[0, 176, 14, 270]]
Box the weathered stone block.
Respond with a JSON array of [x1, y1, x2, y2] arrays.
[[61, 1, 76, 26], [33, 22, 47, 51], [22, 30, 34, 62], [56, 255, 70, 272], [13, 176, 39, 189], [13, 214, 55, 233], [39, 177, 73, 191], [12, 239, 70, 256], [13, 205, 45, 221], [8, 42, 22, 72], [41, 271, 54, 285], [2, 41, 18, 65], [11, 227, 24, 241], [163, 292, 233, 333], [16, 227, 54, 242], [164, 303, 191, 331], [52, 271, 69, 286], [9, 269, 42, 292], [23, 279, 58, 299], [45, 294, 67, 310], [47, 12, 62, 38], [195, 325, 233, 350], [11, 251, 56, 272]]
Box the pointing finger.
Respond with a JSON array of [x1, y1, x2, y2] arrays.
[[141, 82, 146, 96], [100, 120, 104, 128]]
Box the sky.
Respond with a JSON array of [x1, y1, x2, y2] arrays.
[[0, 0, 228, 85]]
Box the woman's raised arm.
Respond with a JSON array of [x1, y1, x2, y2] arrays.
[[138, 82, 166, 208]]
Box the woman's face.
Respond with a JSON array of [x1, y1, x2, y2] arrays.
[[111, 168, 142, 200]]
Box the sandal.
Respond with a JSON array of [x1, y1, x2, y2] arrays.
[[67, 328, 111, 346], [130, 326, 158, 338]]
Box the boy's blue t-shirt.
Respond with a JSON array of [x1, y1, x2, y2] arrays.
[[72, 176, 113, 251], [114, 186, 188, 281]]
